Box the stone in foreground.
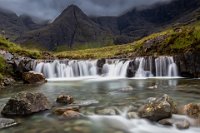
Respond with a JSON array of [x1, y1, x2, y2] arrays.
[[1, 92, 51, 116], [183, 103, 200, 119], [138, 94, 177, 121], [56, 95, 74, 104], [0, 118, 17, 129], [22, 71, 46, 84]]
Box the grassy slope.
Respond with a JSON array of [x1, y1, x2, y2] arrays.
[[55, 23, 200, 59], [0, 36, 42, 59]]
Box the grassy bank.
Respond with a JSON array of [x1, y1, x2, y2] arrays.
[[0, 36, 42, 59]]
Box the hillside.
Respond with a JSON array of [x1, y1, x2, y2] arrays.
[[55, 22, 200, 59]]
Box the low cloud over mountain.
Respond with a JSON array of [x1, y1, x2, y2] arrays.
[[0, 0, 172, 20]]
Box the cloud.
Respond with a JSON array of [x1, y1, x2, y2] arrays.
[[0, 0, 172, 20]]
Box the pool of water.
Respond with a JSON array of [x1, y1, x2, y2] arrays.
[[0, 78, 200, 133]]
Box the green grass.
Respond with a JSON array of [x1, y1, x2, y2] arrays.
[[55, 30, 172, 59], [0, 36, 42, 59], [0, 56, 6, 80]]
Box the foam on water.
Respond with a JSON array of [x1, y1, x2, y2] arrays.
[[89, 115, 200, 133]]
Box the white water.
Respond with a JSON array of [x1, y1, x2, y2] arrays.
[[89, 114, 200, 133], [34, 56, 179, 80]]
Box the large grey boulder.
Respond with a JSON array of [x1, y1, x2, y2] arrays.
[[138, 94, 177, 121], [1, 92, 51, 116]]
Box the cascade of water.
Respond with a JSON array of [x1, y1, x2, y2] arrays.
[[102, 60, 130, 77], [155, 56, 178, 77], [134, 57, 153, 78], [120, 61, 130, 77], [33, 56, 179, 79]]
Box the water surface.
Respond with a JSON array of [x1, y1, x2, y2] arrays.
[[0, 78, 200, 133]]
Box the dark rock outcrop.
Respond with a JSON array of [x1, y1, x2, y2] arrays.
[[138, 94, 177, 121], [175, 52, 200, 78], [1, 92, 51, 116], [22, 71, 46, 84]]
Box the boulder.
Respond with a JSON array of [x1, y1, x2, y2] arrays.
[[0, 118, 17, 129], [1, 92, 51, 116], [182, 103, 200, 118], [22, 71, 46, 84], [56, 95, 74, 104], [138, 94, 177, 121]]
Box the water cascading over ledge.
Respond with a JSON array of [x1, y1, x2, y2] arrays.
[[34, 56, 179, 79]]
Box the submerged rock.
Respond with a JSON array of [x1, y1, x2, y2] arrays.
[[22, 71, 46, 84], [1, 92, 51, 116], [53, 106, 80, 115], [127, 112, 139, 119], [158, 118, 173, 126], [138, 94, 177, 121], [95, 108, 119, 115], [158, 118, 190, 130], [0, 118, 17, 129], [175, 120, 190, 130], [74, 100, 99, 107], [62, 110, 81, 119], [56, 95, 74, 104]]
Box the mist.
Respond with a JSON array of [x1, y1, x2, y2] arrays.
[[0, 0, 172, 20]]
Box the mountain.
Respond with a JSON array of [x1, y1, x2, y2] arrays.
[[18, 5, 112, 50], [0, 8, 27, 40], [94, 0, 200, 44], [0, 8, 46, 41], [3, 0, 200, 50]]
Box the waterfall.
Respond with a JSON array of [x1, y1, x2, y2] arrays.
[[134, 57, 153, 78], [102, 60, 130, 77], [34, 56, 179, 79], [155, 56, 178, 77]]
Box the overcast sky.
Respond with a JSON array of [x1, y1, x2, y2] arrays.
[[0, 0, 172, 20]]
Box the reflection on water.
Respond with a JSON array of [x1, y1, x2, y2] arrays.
[[0, 79, 200, 133]]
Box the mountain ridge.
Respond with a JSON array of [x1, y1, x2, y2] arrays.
[[1, 0, 200, 50]]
